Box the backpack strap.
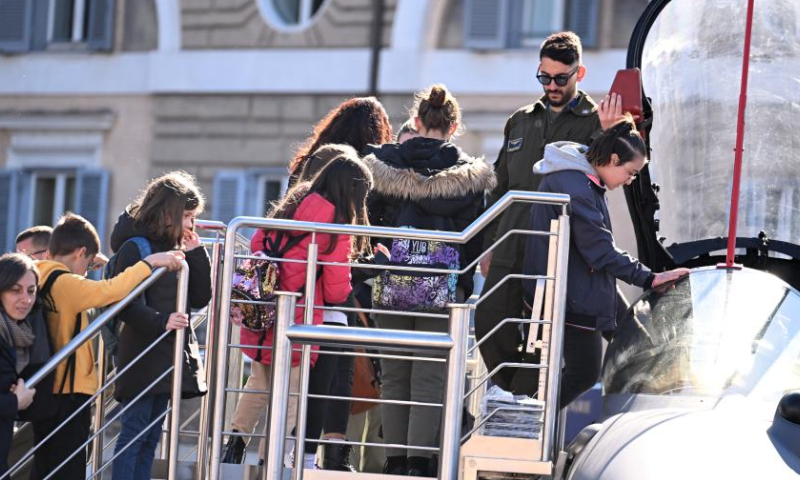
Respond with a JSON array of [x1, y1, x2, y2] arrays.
[[128, 236, 153, 259], [263, 231, 311, 257], [39, 270, 81, 397]]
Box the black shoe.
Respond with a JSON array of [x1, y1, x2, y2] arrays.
[[221, 431, 246, 464], [407, 456, 432, 477], [383, 455, 408, 475], [322, 443, 357, 472]]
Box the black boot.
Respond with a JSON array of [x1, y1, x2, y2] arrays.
[[322, 443, 357, 472], [407, 456, 432, 477], [383, 455, 408, 475], [220, 431, 246, 464]]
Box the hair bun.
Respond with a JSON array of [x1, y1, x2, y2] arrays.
[[428, 84, 448, 108], [610, 114, 637, 134]]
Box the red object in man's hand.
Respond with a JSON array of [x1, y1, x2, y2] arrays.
[[609, 68, 644, 121]]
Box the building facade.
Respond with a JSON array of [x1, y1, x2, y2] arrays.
[[0, 0, 648, 251]]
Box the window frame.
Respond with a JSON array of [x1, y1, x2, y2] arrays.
[[253, 170, 289, 218], [47, 0, 88, 44], [257, 0, 331, 32]]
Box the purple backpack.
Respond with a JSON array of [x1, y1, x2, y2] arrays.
[[373, 238, 459, 313]]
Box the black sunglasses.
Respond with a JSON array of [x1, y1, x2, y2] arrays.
[[536, 66, 579, 87]]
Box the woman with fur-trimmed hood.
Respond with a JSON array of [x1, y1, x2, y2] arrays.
[[361, 84, 495, 476]]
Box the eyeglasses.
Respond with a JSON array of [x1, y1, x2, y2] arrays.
[[17, 249, 47, 259], [536, 66, 579, 87]]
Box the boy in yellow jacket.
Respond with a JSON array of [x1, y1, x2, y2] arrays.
[[31, 213, 185, 480]]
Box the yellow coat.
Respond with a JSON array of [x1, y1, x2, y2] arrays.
[[35, 260, 152, 396]]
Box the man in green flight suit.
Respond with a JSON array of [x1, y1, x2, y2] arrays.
[[475, 31, 621, 396]]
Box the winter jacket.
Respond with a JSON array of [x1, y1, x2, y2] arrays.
[[523, 142, 653, 331], [246, 193, 353, 366], [109, 210, 212, 401], [0, 334, 18, 475], [35, 259, 153, 396], [363, 137, 497, 293], [485, 92, 602, 270]]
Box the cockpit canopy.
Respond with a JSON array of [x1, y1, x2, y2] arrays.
[[603, 268, 800, 401], [641, 0, 800, 247]]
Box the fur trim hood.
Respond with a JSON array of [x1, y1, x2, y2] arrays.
[[363, 138, 496, 201]]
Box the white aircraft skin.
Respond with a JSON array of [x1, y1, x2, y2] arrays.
[[564, 268, 800, 480]]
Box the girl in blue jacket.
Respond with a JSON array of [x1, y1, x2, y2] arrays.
[[524, 118, 689, 408]]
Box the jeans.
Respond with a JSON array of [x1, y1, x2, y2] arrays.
[[112, 394, 170, 480]]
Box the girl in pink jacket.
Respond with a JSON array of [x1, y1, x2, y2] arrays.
[[227, 153, 373, 467]]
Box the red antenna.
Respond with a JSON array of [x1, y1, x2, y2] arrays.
[[722, 0, 756, 269]]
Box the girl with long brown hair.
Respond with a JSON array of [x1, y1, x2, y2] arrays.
[[288, 97, 393, 187]]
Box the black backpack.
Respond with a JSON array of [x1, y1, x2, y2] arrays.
[[18, 270, 79, 422], [100, 236, 153, 360]]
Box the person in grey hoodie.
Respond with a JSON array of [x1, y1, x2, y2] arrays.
[[522, 118, 690, 408]]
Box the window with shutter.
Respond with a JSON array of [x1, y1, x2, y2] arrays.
[[74, 169, 110, 245], [0, 171, 20, 252], [0, 0, 33, 53], [212, 171, 246, 225], [245, 168, 288, 218], [87, 0, 115, 51], [567, 0, 599, 48], [464, 0, 509, 50]]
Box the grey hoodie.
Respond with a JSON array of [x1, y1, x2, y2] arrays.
[[533, 141, 598, 177]]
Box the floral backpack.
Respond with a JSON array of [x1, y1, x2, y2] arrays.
[[230, 231, 309, 331], [373, 238, 459, 313]]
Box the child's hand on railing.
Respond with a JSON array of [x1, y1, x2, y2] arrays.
[[145, 251, 186, 271], [166, 312, 190, 330], [12, 379, 35, 411]]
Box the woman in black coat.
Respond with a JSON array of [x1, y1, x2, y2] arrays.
[[109, 172, 212, 480], [362, 84, 496, 476], [0, 254, 39, 475]]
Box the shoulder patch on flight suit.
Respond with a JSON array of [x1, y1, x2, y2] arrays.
[[507, 138, 523, 152]]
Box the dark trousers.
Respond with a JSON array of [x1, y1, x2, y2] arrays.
[[305, 326, 354, 453], [32, 394, 91, 480], [474, 263, 526, 392], [475, 262, 604, 408]]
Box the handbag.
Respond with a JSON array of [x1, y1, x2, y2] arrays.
[[180, 324, 208, 399], [349, 303, 381, 415]]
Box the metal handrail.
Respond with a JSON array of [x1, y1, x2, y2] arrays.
[[208, 191, 570, 480], [25, 266, 169, 389], [225, 190, 568, 245]]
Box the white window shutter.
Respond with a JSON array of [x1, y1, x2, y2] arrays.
[[0, 0, 33, 53], [567, 0, 599, 48], [75, 169, 110, 245], [464, 0, 510, 50], [87, 0, 115, 51], [212, 170, 246, 224]]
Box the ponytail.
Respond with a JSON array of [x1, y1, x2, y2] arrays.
[[411, 83, 463, 137], [586, 116, 647, 167]]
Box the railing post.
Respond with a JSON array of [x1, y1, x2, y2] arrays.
[[293, 242, 318, 480], [91, 337, 107, 476], [541, 215, 570, 462], [439, 303, 470, 480], [168, 260, 191, 480], [196, 239, 223, 480], [209, 226, 240, 480], [264, 292, 300, 480]]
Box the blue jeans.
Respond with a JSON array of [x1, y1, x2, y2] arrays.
[[112, 394, 170, 480]]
